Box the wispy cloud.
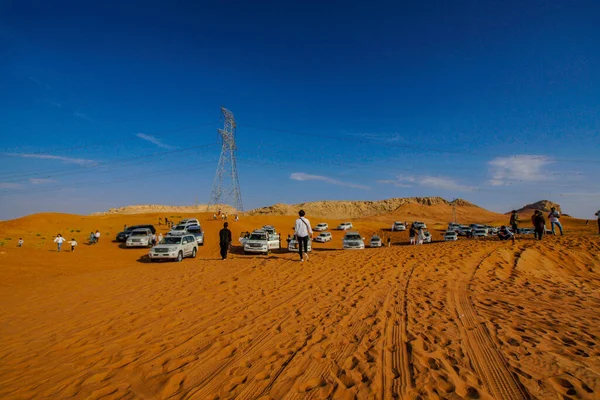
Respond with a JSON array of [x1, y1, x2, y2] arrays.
[[73, 111, 95, 123], [29, 178, 57, 184], [44, 100, 62, 108], [349, 132, 405, 143], [0, 182, 23, 189], [136, 133, 174, 149], [378, 174, 475, 192], [290, 172, 370, 190], [3, 153, 97, 166], [28, 76, 51, 90], [488, 155, 553, 186]]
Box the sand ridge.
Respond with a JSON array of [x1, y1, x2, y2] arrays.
[[0, 209, 598, 399]]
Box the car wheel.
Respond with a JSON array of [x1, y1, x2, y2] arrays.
[[192, 248, 197, 258], [177, 251, 183, 262]]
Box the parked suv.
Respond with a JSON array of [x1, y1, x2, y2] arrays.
[[391, 222, 406, 231], [167, 222, 198, 236], [314, 232, 332, 243], [116, 224, 156, 242], [187, 225, 204, 245], [337, 222, 353, 230], [126, 228, 153, 247], [149, 234, 197, 262], [343, 231, 365, 249], [243, 229, 280, 255], [314, 223, 328, 231], [289, 236, 312, 252]]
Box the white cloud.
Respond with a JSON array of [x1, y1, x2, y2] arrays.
[[73, 112, 95, 123], [3, 153, 97, 166], [136, 133, 174, 149], [379, 175, 475, 192], [29, 178, 56, 184], [290, 172, 370, 190], [488, 155, 553, 186], [0, 182, 22, 189]]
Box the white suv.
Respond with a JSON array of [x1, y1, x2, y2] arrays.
[[343, 231, 365, 249], [314, 232, 332, 243], [391, 222, 406, 231], [243, 229, 279, 255], [167, 222, 198, 236], [149, 234, 197, 262], [314, 223, 328, 232], [126, 228, 153, 247], [337, 222, 353, 230]]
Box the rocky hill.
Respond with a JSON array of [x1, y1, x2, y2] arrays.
[[247, 197, 479, 219], [515, 200, 562, 214], [90, 204, 237, 216]]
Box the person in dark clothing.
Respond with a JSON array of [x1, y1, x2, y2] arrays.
[[219, 222, 232, 260], [534, 212, 546, 241], [531, 211, 539, 239], [409, 224, 417, 245], [509, 210, 519, 235]]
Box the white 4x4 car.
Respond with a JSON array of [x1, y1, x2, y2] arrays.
[[391, 222, 406, 231], [126, 228, 153, 247], [289, 237, 312, 252], [337, 222, 353, 230], [343, 231, 365, 249], [168, 223, 197, 236], [314, 232, 332, 243], [243, 229, 279, 255], [314, 223, 328, 231], [149, 234, 197, 262]]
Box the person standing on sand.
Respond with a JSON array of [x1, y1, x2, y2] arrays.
[[18, 238, 24, 247], [69, 238, 77, 252], [534, 211, 546, 241], [294, 210, 313, 262], [595, 210, 600, 234], [219, 222, 232, 260], [417, 227, 425, 245], [409, 224, 416, 245], [548, 207, 563, 235], [510, 210, 520, 235], [95, 230, 101, 243], [151, 232, 157, 246], [54, 234, 65, 252], [531, 211, 539, 239]]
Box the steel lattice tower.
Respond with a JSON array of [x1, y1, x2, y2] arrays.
[[207, 107, 244, 212]]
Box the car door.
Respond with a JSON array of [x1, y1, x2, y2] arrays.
[[183, 236, 192, 256], [268, 234, 280, 250]]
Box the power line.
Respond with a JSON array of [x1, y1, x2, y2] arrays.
[[0, 143, 219, 183], [238, 123, 600, 164]]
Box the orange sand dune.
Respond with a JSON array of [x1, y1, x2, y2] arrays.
[[0, 210, 599, 399]]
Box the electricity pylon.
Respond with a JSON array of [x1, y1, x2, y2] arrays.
[[207, 107, 244, 212]]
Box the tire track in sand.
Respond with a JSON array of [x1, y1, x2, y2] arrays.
[[381, 260, 415, 399], [449, 248, 530, 400]]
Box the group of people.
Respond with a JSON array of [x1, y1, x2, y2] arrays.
[[213, 211, 239, 222], [408, 224, 427, 245], [158, 218, 174, 228], [509, 207, 564, 241], [53, 234, 78, 252], [88, 230, 101, 244]]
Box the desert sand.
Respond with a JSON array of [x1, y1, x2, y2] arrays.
[[0, 202, 599, 399]]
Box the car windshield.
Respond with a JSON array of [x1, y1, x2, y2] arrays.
[[372, 236, 380, 240], [172, 225, 185, 231], [161, 237, 182, 244], [319, 233, 328, 237], [249, 234, 267, 241], [187, 226, 201, 232], [345, 235, 361, 240], [131, 231, 148, 236]]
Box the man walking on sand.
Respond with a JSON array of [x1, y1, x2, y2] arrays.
[[294, 210, 313, 262], [510, 210, 520, 235], [219, 222, 232, 260], [54, 234, 65, 252], [534, 211, 546, 241], [95, 230, 101, 243]]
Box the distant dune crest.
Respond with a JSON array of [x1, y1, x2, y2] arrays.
[[90, 204, 237, 216], [247, 197, 479, 219], [515, 200, 562, 214]]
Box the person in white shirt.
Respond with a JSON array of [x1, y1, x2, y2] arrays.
[[69, 238, 77, 252], [18, 238, 24, 247], [547, 207, 563, 235], [95, 230, 101, 243], [417, 227, 425, 245], [294, 210, 313, 262], [54, 234, 66, 252]]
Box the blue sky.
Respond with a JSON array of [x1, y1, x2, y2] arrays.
[[1, 0, 599, 220]]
